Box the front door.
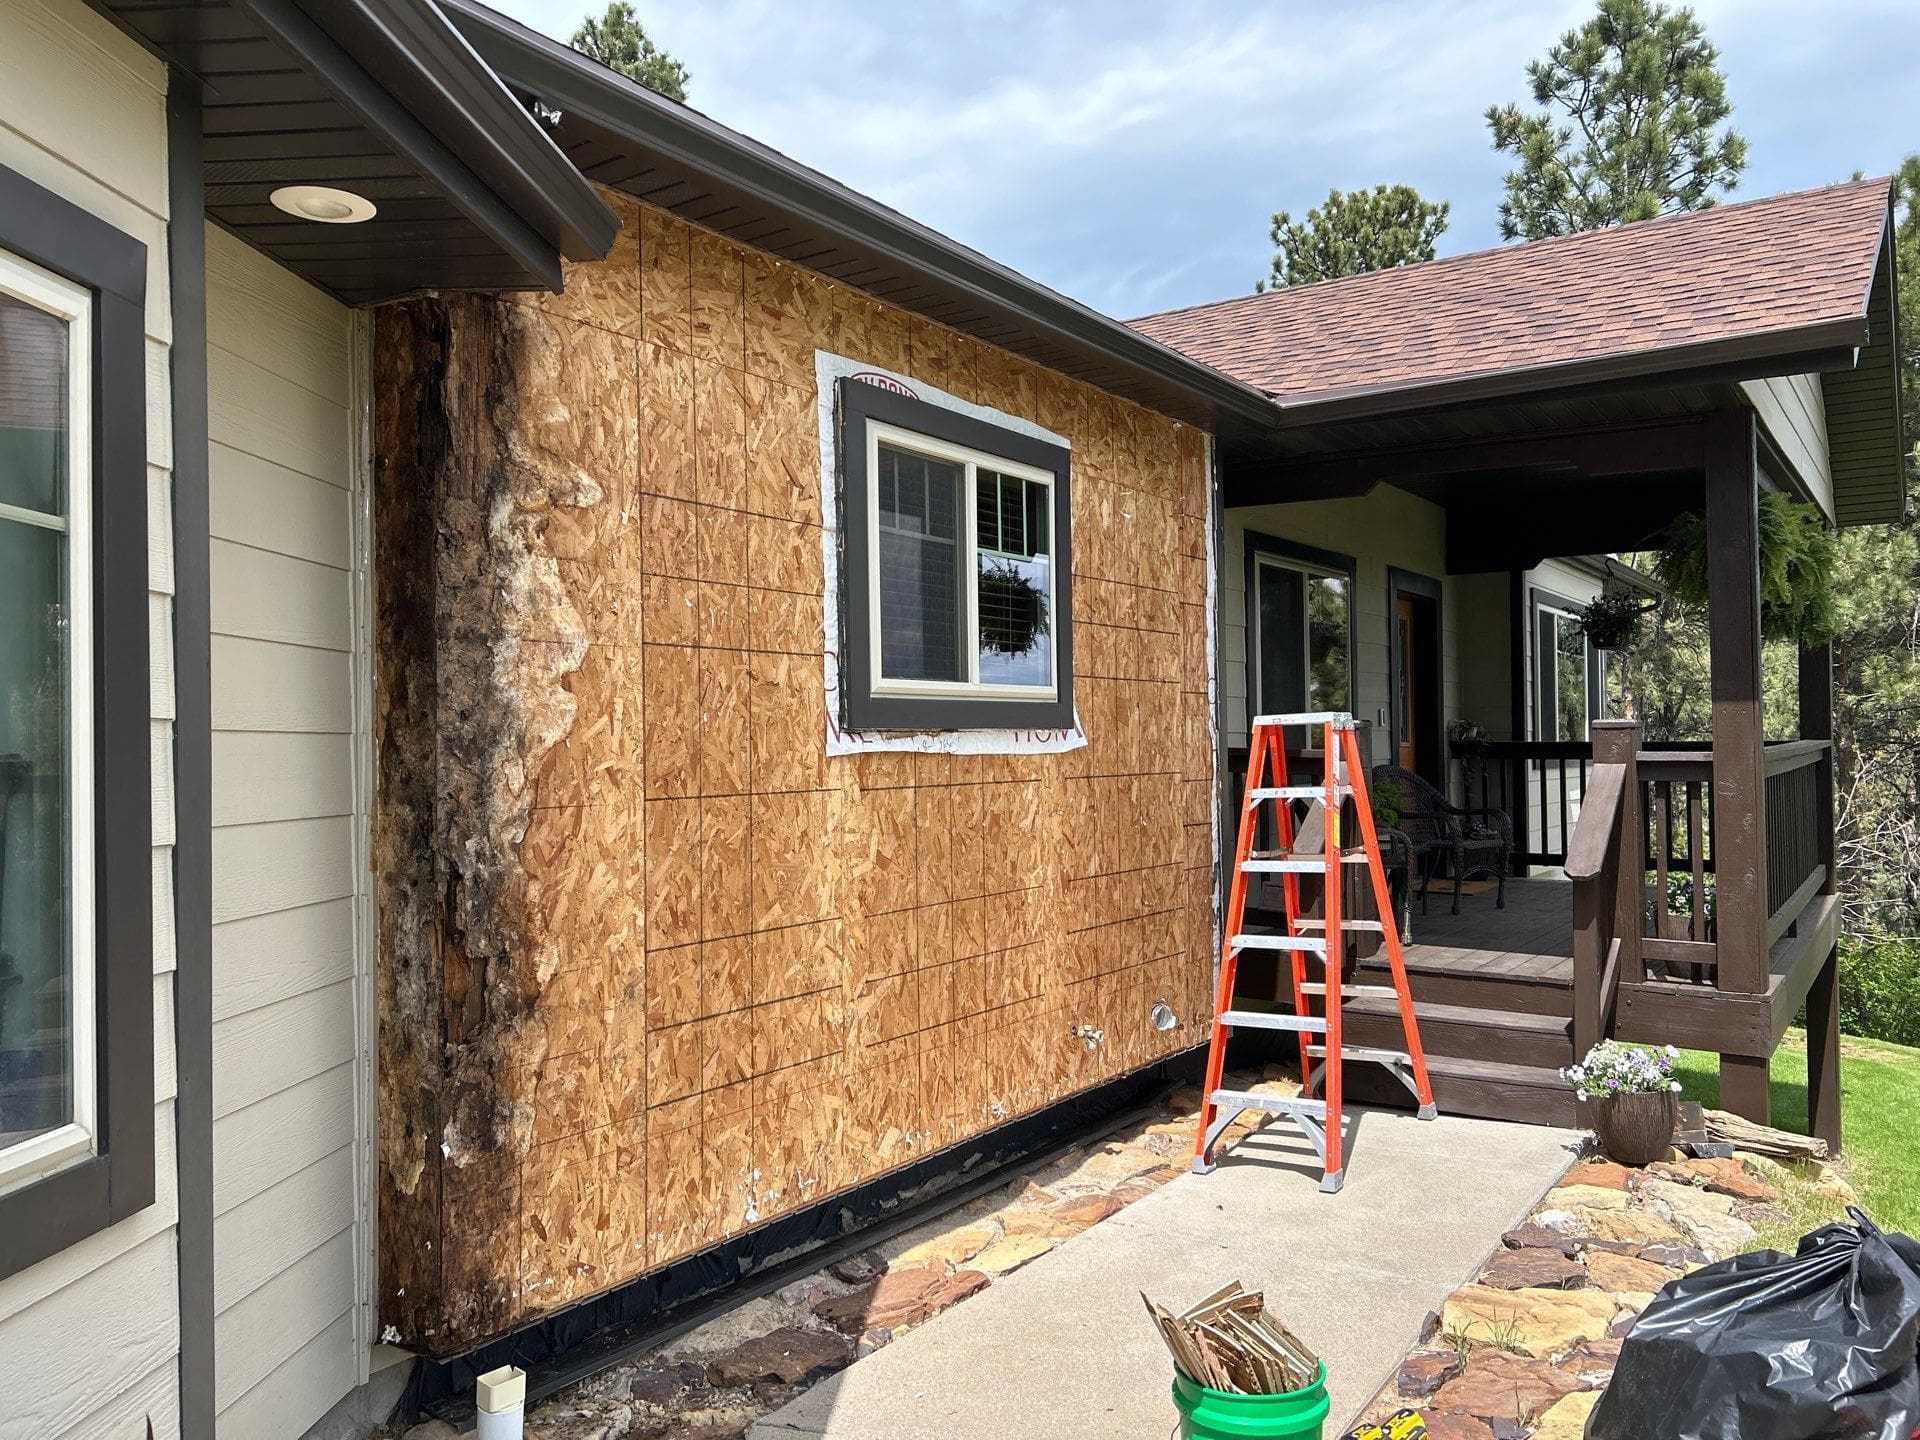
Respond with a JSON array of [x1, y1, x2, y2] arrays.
[[1395, 594, 1418, 770]]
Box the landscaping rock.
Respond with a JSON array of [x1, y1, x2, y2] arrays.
[[894, 1224, 994, 1270], [1555, 1338, 1624, 1385], [1396, 1349, 1463, 1397], [853, 1326, 891, 1359], [1502, 1223, 1578, 1256], [629, 1361, 708, 1408], [1583, 1249, 1682, 1294], [1572, 1207, 1690, 1248], [1813, 1165, 1859, 1205], [1636, 1240, 1711, 1270], [1545, 1183, 1630, 1212], [970, 1233, 1056, 1275], [1651, 1157, 1779, 1202], [1421, 1416, 1497, 1440], [1427, 1349, 1586, 1426], [826, 1252, 882, 1285], [1530, 1390, 1602, 1440], [1640, 1177, 1734, 1224], [1478, 1248, 1588, 1291], [1440, 1285, 1616, 1359], [1608, 1311, 1639, 1339], [812, 1261, 990, 1332], [1000, 1192, 1123, 1241], [402, 1423, 460, 1440], [705, 1328, 852, 1388], [1564, 1160, 1636, 1191], [1672, 1208, 1757, 1260], [1610, 1291, 1658, 1318]]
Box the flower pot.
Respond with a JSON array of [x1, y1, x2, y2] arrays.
[[1590, 1090, 1679, 1166]]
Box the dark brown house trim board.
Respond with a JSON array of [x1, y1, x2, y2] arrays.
[[167, 68, 217, 1439]]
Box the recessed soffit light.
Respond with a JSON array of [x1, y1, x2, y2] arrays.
[[269, 185, 378, 224]]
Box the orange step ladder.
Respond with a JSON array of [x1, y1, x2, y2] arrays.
[[1192, 711, 1436, 1193]]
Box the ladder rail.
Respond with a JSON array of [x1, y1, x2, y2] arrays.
[[1194, 712, 1437, 1193]]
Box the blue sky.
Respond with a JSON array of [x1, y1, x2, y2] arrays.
[[492, 0, 1919, 320]]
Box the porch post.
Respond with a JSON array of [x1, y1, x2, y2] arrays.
[[1799, 638, 1842, 1151], [1704, 411, 1770, 1122]]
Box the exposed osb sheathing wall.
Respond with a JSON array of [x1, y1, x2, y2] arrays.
[[373, 189, 1216, 1355]]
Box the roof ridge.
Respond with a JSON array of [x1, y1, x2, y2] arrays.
[[1128, 176, 1893, 327]]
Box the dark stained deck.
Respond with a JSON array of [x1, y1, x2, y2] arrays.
[[1399, 875, 1574, 983]]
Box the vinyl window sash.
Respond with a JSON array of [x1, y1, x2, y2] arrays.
[[864, 418, 1057, 702], [0, 247, 97, 1198]]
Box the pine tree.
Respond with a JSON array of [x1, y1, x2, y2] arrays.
[[571, 3, 688, 102], [1257, 185, 1450, 291], [1486, 0, 1746, 240]]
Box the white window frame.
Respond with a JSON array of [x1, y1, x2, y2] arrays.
[[1251, 551, 1352, 717], [0, 246, 97, 1196], [1536, 600, 1593, 745], [864, 417, 1059, 703]]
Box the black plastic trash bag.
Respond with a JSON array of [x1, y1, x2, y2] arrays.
[[1588, 1208, 1920, 1439]]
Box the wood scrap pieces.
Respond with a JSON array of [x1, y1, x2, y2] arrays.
[[1142, 1281, 1320, 1394]]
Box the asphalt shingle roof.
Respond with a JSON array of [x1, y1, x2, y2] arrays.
[[1130, 179, 1893, 409]]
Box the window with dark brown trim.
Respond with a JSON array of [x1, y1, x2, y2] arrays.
[[0, 160, 153, 1281], [838, 378, 1074, 731]]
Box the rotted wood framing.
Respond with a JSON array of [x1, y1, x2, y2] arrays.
[[373, 190, 1217, 1356]]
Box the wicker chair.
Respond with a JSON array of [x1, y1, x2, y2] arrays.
[[1371, 764, 1512, 916]]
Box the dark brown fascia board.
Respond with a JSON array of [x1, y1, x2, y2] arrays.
[[439, 0, 1288, 438], [236, 0, 564, 294], [314, 0, 619, 261], [1265, 315, 1872, 428]]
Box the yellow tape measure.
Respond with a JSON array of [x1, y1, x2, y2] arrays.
[[1342, 1410, 1427, 1440]]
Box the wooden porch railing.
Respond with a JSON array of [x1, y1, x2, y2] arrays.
[[1569, 721, 1639, 1059], [1455, 739, 1589, 868]]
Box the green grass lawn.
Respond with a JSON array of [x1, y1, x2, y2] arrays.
[[1670, 1029, 1920, 1239]]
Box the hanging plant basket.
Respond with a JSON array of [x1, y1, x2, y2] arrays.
[[1653, 490, 1839, 646], [976, 561, 1050, 656], [1577, 590, 1659, 651]]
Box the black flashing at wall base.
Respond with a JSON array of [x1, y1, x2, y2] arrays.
[[406, 1048, 1204, 1424]]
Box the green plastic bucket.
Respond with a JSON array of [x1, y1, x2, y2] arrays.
[[1171, 1364, 1330, 1440]]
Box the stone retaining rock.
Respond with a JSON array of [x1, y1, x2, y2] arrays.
[[1427, 1349, 1587, 1426], [1440, 1285, 1616, 1359]]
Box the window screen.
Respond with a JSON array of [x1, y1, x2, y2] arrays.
[[876, 442, 963, 683]]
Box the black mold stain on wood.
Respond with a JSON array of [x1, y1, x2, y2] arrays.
[[375, 293, 600, 1351]]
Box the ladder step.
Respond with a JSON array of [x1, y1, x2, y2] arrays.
[[1306, 1044, 1413, 1066], [1243, 852, 1371, 873], [1230, 933, 1327, 953], [1294, 918, 1386, 933], [1210, 1089, 1327, 1120], [1251, 712, 1353, 727], [1247, 785, 1354, 802], [1220, 1010, 1327, 1034], [1299, 982, 1402, 1000]]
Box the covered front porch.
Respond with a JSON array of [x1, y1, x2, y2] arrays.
[[1216, 406, 1847, 1143]]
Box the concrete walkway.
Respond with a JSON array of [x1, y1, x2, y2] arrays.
[[750, 1107, 1578, 1440]]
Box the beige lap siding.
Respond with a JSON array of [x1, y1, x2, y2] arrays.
[[372, 191, 1216, 1355], [0, 5, 179, 1437], [206, 225, 367, 1439]]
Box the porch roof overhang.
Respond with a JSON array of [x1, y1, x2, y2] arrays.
[[92, 0, 622, 304], [1141, 181, 1907, 528]]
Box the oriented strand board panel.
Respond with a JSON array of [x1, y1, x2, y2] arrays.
[[373, 191, 1216, 1356]]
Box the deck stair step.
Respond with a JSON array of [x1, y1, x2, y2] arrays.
[[1355, 958, 1574, 1018], [1342, 1053, 1576, 1127], [1339, 998, 1574, 1071]]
